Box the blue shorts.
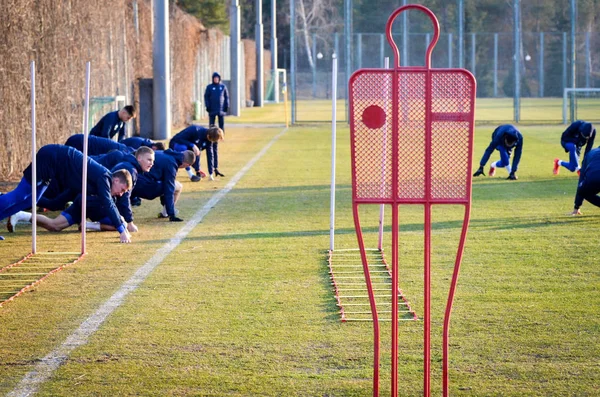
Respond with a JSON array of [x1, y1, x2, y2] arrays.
[[62, 196, 116, 226], [131, 176, 163, 200]]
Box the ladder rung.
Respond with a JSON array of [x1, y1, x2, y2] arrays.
[[344, 318, 416, 322], [335, 276, 388, 280], [332, 270, 389, 274], [0, 273, 50, 276]]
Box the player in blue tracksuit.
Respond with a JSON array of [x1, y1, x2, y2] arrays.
[[204, 72, 228, 178], [570, 147, 600, 215], [169, 125, 223, 181], [1, 145, 133, 243], [89, 105, 136, 141], [37, 146, 135, 211], [121, 136, 165, 151], [553, 120, 596, 175], [91, 147, 155, 232], [65, 134, 133, 155], [473, 124, 523, 180], [131, 149, 196, 222], [13, 169, 133, 243]]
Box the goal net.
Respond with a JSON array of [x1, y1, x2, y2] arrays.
[[84, 95, 126, 137], [265, 68, 287, 103], [563, 88, 600, 124]]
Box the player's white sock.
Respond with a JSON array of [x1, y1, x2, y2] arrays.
[[15, 211, 32, 223], [186, 168, 194, 178], [490, 161, 498, 168], [85, 221, 101, 231], [506, 165, 512, 173], [161, 206, 168, 217]]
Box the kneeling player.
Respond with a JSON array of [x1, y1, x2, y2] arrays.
[[473, 124, 523, 180], [9, 169, 133, 243]]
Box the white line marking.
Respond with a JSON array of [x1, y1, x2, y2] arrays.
[[8, 127, 289, 397]]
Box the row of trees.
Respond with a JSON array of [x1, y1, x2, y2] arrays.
[[175, 0, 599, 97], [177, 0, 598, 64]]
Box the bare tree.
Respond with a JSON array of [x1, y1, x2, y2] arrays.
[[295, 0, 341, 70]]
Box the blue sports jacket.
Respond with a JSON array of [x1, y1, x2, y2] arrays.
[[142, 149, 184, 218], [561, 120, 596, 156], [23, 144, 124, 230], [479, 124, 524, 173], [121, 136, 154, 150], [574, 147, 600, 209], [65, 134, 133, 156], [204, 73, 229, 116], [89, 110, 126, 141]]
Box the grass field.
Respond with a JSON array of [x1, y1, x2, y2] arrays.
[[231, 97, 600, 125], [1, 117, 600, 395]]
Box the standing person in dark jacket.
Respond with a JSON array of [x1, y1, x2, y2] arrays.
[[89, 105, 136, 141], [204, 72, 228, 178], [473, 124, 524, 180], [553, 120, 596, 176], [169, 125, 224, 181], [91, 146, 155, 233], [131, 149, 196, 222], [9, 170, 133, 244], [65, 134, 133, 155], [121, 136, 165, 151], [1, 145, 133, 243], [570, 148, 600, 215]]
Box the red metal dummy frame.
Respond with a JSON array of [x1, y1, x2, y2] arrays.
[[349, 5, 475, 396]]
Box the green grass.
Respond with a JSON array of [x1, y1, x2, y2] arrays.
[[233, 97, 600, 125], [1, 121, 599, 395]]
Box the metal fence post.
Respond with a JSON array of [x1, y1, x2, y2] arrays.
[[380, 33, 385, 68], [470, 32, 476, 76], [493, 33, 498, 97], [448, 33, 453, 68], [514, 0, 520, 123], [539, 32, 544, 97], [312, 32, 317, 98], [563, 32, 567, 99]]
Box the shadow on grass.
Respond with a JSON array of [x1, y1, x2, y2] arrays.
[[142, 214, 591, 247]]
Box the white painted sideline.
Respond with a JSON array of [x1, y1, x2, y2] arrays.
[[8, 127, 289, 397]]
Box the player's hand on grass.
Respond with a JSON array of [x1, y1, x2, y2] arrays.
[[569, 208, 582, 216], [473, 166, 485, 177], [127, 222, 138, 233], [120, 230, 132, 244], [170, 216, 184, 222], [507, 172, 518, 180]]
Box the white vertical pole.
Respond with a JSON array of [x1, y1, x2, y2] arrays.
[[378, 57, 390, 251], [329, 56, 338, 252], [30, 61, 37, 254], [271, 0, 279, 103], [255, 0, 264, 107], [81, 62, 91, 255]]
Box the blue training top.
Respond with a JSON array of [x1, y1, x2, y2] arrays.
[[479, 124, 524, 173], [89, 110, 126, 141], [142, 149, 184, 218], [121, 136, 154, 150], [65, 134, 133, 156], [561, 120, 596, 156], [204, 72, 229, 116], [23, 144, 124, 231], [574, 147, 600, 209]]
